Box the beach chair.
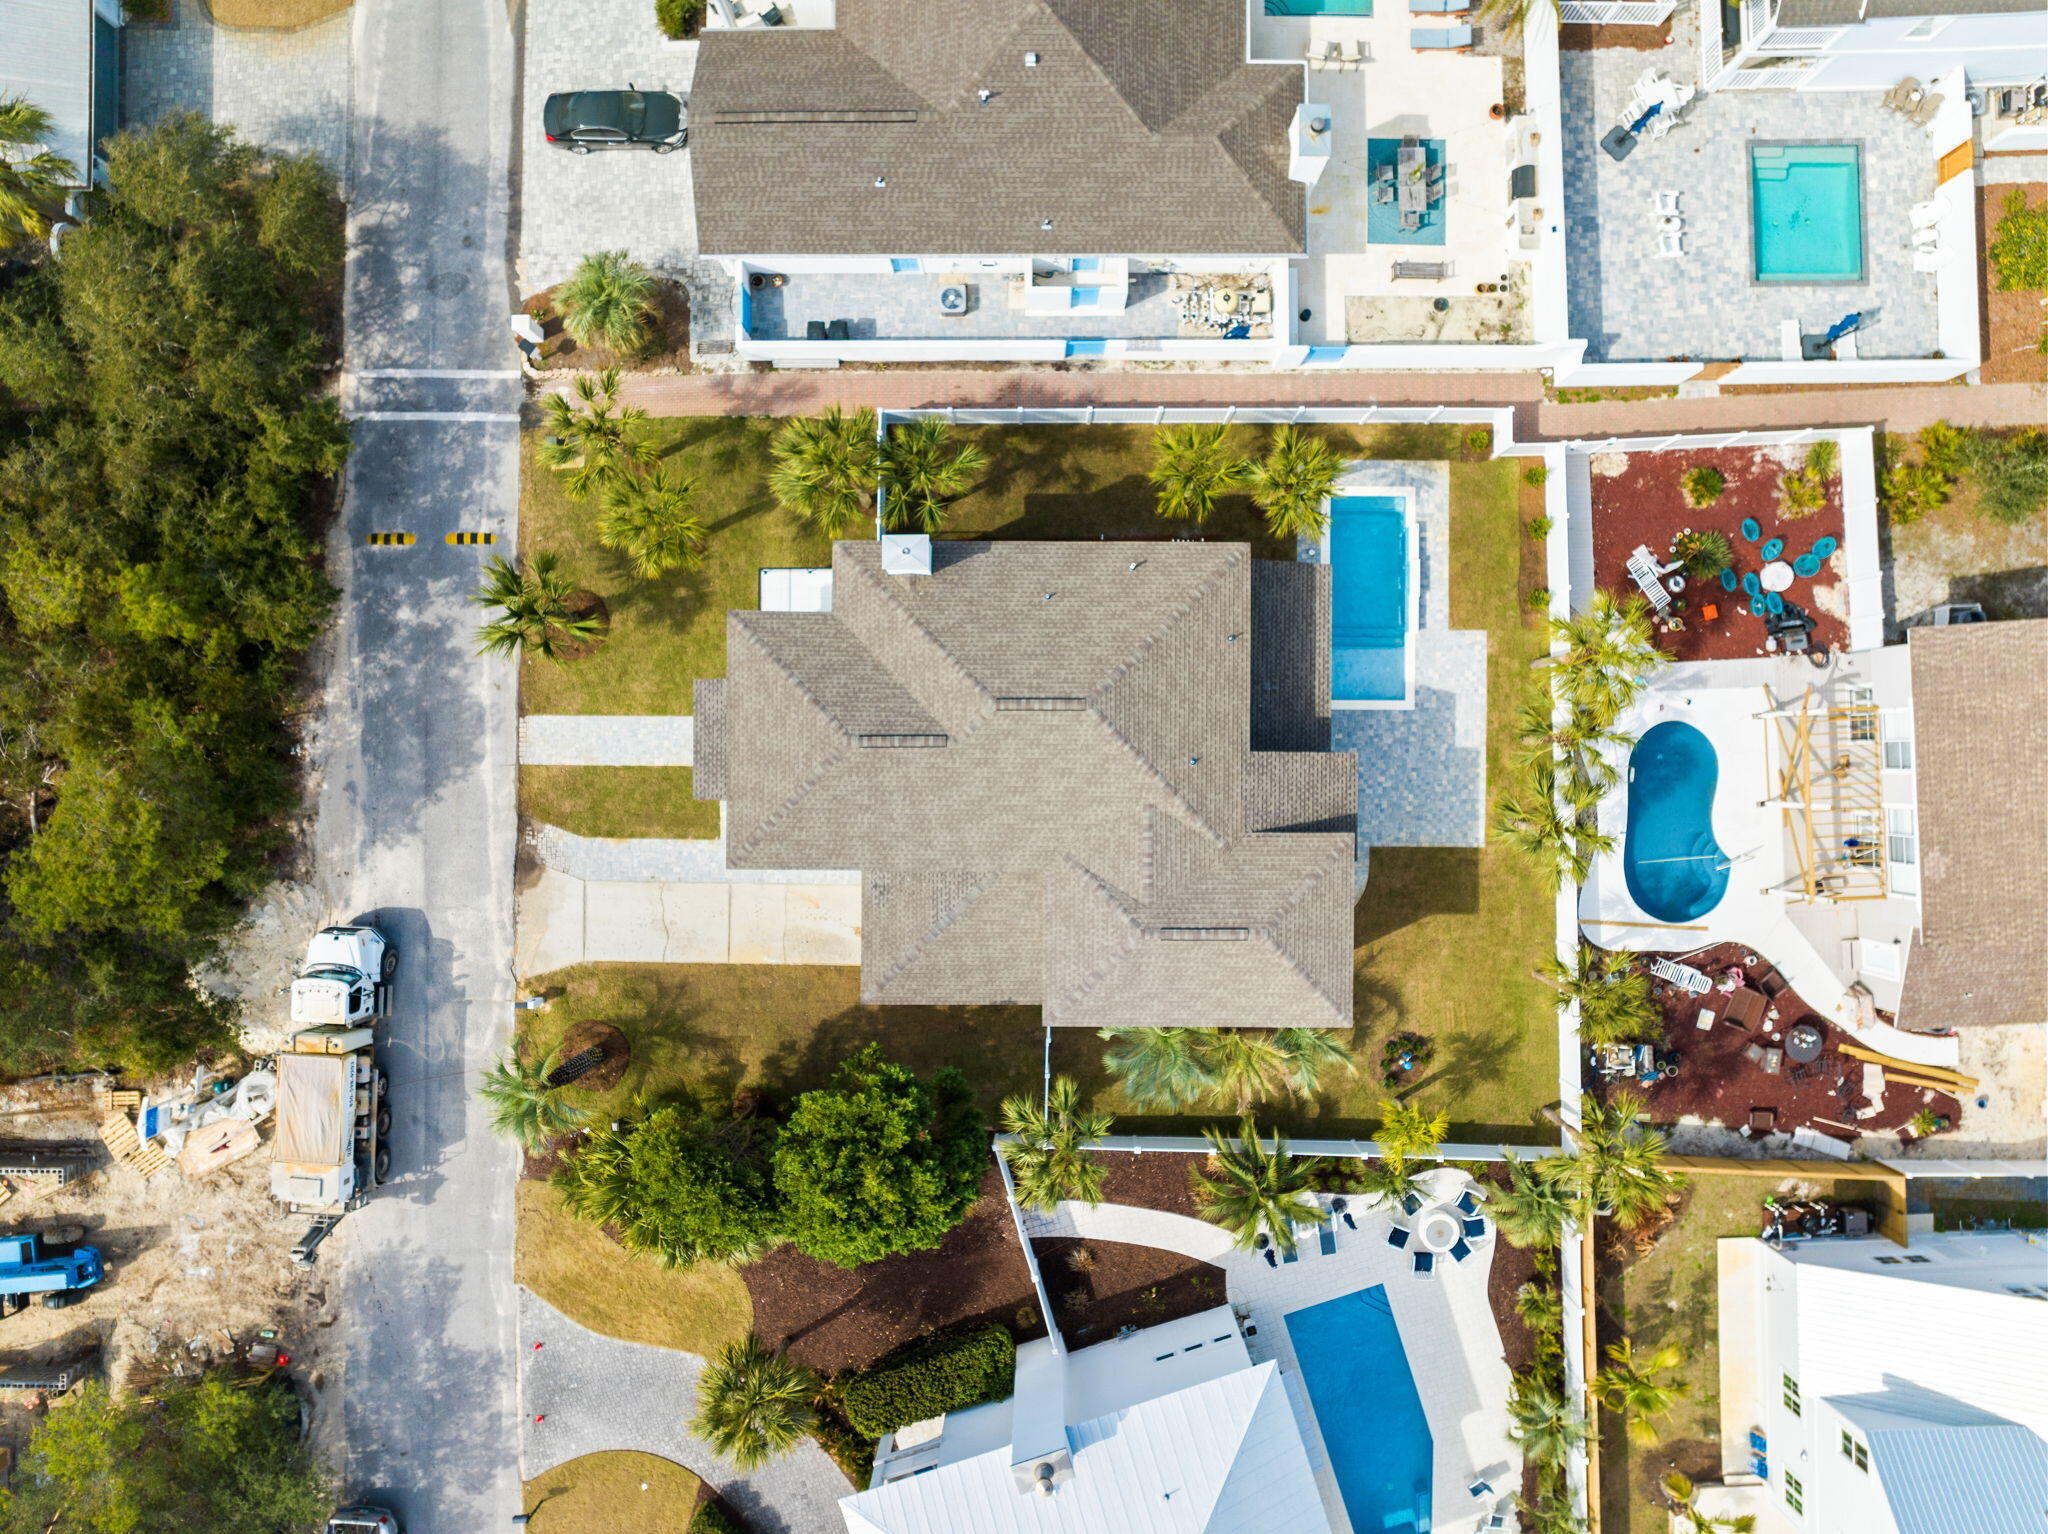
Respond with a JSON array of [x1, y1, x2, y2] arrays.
[[1649, 957, 1711, 994], [1413, 1250, 1437, 1278], [1657, 229, 1685, 259], [1318, 1222, 1337, 1257], [1387, 1221, 1413, 1249], [1411, 24, 1473, 49]]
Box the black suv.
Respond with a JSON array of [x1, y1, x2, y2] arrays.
[[543, 90, 687, 154]]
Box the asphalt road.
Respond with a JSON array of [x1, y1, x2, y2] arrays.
[[317, 1, 523, 1528]]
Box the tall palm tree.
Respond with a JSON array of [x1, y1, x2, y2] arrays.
[[1148, 424, 1249, 525], [1099, 1027, 1214, 1111], [0, 96, 77, 246], [470, 551, 604, 663], [597, 463, 706, 578], [1538, 943, 1661, 1047], [689, 1335, 819, 1471], [879, 416, 986, 533], [1507, 1375, 1586, 1469], [1543, 590, 1667, 728], [478, 1048, 586, 1150], [1488, 1152, 1574, 1249], [1244, 426, 1342, 541], [1203, 1031, 1290, 1113], [998, 1076, 1112, 1212], [1374, 1098, 1449, 1160], [1357, 1153, 1426, 1212], [1595, 1337, 1690, 1446], [1191, 1117, 1327, 1256], [769, 406, 880, 538], [539, 369, 659, 498], [1513, 693, 1632, 782], [1271, 1029, 1356, 1100], [557, 249, 659, 356], [1543, 1092, 1685, 1228], [1662, 1473, 1757, 1534], [1495, 761, 1578, 891]]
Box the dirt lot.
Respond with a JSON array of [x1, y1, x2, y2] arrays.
[[1886, 460, 2048, 627], [1978, 183, 2047, 387]]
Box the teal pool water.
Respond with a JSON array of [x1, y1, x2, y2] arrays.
[[1330, 494, 1408, 702], [1286, 1286, 1432, 1532], [1623, 720, 1730, 922], [1267, 0, 1373, 12], [1750, 143, 1864, 283]]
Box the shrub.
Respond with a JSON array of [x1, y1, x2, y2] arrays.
[[1918, 420, 1975, 479], [555, 1107, 780, 1267], [1526, 587, 1552, 612], [1680, 465, 1725, 507], [557, 250, 659, 356], [1463, 427, 1493, 459], [1525, 515, 1552, 540], [1777, 469, 1826, 519], [1970, 430, 2048, 527], [1522, 464, 1549, 488], [656, 0, 706, 38], [1988, 187, 2048, 292], [1672, 527, 1732, 580], [690, 1499, 748, 1534], [1882, 461, 1951, 525], [1804, 437, 1838, 481], [840, 1326, 1017, 1438]]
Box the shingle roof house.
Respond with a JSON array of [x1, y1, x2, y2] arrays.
[[689, 0, 1306, 257], [693, 540, 1357, 1028]]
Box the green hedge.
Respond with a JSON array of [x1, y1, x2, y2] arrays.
[[841, 1326, 1017, 1438], [690, 1498, 747, 1534]]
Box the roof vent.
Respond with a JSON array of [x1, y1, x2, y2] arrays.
[[1024, 50, 1040, 66], [1034, 1463, 1056, 1498], [881, 533, 932, 575]]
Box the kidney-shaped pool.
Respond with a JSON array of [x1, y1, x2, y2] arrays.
[[1623, 720, 1730, 924]]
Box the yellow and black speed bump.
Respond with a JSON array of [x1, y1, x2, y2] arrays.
[[446, 531, 498, 546], [365, 532, 416, 546]]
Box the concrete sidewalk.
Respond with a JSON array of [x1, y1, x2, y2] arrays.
[[518, 715, 694, 766], [516, 865, 860, 975]]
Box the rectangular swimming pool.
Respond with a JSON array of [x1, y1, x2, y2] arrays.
[[1286, 1286, 1433, 1532], [1328, 493, 1411, 704], [1750, 143, 1864, 283], [1267, 0, 1374, 12]]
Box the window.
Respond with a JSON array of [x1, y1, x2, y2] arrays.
[[1882, 710, 1914, 770], [1876, 1254, 1901, 1264], [1905, 1254, 1931, 1264], [1841, 1430, 1869, 1470], [1887, 806, 1919, 896], [1783, 1373, 1802, 1415], [1785, 1471, 1805, 1513], [1901, 14, 1951, 38]]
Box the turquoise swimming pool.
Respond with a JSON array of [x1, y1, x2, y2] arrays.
[[1623, 720, 1730, 923], [1750, 143, 1864, 283], [1329, 494, 1410, 703], [1286, 1286, 1432, 1532], [1267, 0, 1373, 12]]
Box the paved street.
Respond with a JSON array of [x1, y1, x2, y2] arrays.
[[318, 2, 522, 1529]]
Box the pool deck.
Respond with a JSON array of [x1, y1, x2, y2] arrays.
[[1021, 1167, 1519, 1534]]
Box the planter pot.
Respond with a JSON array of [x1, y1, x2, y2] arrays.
[[748, 273, 766, 290], [1490, 103, 1506, 119]]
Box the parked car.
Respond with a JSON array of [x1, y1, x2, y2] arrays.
[[543, 90, 687, 154]]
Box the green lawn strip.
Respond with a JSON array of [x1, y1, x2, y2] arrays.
[[519, 765, 719, 840], [1597, 1173, 1895, 1533]]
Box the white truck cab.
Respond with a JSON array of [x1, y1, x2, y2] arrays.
[[290, 926, 394, 1027]]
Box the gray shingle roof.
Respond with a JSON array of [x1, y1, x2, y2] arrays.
[[1896, 620, 2048, 1032], [690, 0, 1305, 256], [698, 540, 1357, 1027]]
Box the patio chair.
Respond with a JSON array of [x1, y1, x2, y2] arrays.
[[1387, 1221, 1413, 1250], [826, 318, 852, 340], [1468, 1478, 1495, 1499], [1455, 1190, 1481, 1217], [1376, 182, 1396, 205], [1714, 568, 1735, 594], [1744, 1042, 1766, 1066], [1401, 1191, 1425, 1216], [1766, 591, 1785, 615], [1401, 209, 1423, 232], [1483, 1506, 1511, 1533], [1812, 536, 1838, 560], [805, 320, 828, 340], [1764, 1048, 1784, 1074], [1657, 189, 1681, 216], [1793, 553, 1820, 578], [1742, 571, 1763, 597], [1413, 1250, 1437, 1278], [1307, 39, 1337, 68], [1741, 516, 1762, 541], [1657, 229, 1685, 259], [1748, 1107, 1778, 1134], [1462, 1215, 1489, 1241], [1761, 537, 1784, 561], [1338, 38, 1366, 67], [1449, 1238, 1473, 1263], [1749, 597, 1766, 617]]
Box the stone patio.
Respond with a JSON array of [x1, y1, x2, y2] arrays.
[[1562, 18, 1940, 363], [744, 268, 1198, 342]]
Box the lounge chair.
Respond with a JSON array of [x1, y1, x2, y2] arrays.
[[1910, 197, 1947, 229], [1907, 92, 1944, 128], [1318, 1222, 1338, 1256], [1338, 39, 1365, 67], [1649, 957, 1711, 994], [1401, 1191, 1424, 1216], [1387, 1222, 1413, 1250], [1411, 24, 1473, 48], [1411, 0, 1469, 10], [1413, 1250, 1437, 1277], [1882, 77, 1923, 113], [1657, 189, 1681, 216], [1780, 319, 1803, 361], [1657, 229, 1685, 259], [1913, 246, 1949, 273]]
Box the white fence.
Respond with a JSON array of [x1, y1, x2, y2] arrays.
[[1558, 0, 1674, 21]]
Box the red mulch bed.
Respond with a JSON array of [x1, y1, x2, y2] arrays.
[[1032, 1237, 1228, 1352], [1092, 1151, 1204, 1218], [1588, 446, 1848, 663], [1594, 940, 1959, 1140], [742, 1164, 1046, 1375]]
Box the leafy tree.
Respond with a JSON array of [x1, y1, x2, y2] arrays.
[[1373, 1098, 1448, 1160], [1244, 425, 1342, 541], [879, 417, 986, 533], [470, 552, 604, 663], [772, 1044, 986, 1268], [689, 1335, 819, 1471], [1190, 1116, 1327, 1256], [251, 153, 344, 277], [556, 1107, 780, 1267], [1595, 1337, 1689, 1446], [0, 1375, 329, 1533], [539, 368, 659, 497], [1507, 1374, 1586, 1469], [1488, 1151, 1574, 1249], [998, 1076, 1111, 1212], [0, 95, 78, 246], [1149, 424, 1248, 525], [769, 406, 880, 538], [558, 249, 659, 356], [1099, 1026, 1214, 1111], [598, 463, 706, 577], [1988, 187, 2048, 291], [479, 1048, 587, 1150], [1539, 1092, 1685, 1228], [1539, 943, 1661, 1046]]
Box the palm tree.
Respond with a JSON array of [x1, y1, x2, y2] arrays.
[[597, 464, 706, 578], [1595, 1337, 1690, 1446], [879, 416, 986, 533], [557, 249, 659, 356], [769, 406, 880, 538], [1488, 1152, 1574, 1249], [1191, 1117, 1327, 1256], [0, 96, 77, 246], [1357, 1153, 1426, 1212], [478, 1049, 586, 1150], [1495, 762, 1578, 891], [470, 551, 605, 663], [1543, 1092, 1685, 1228], [998, 1076, 1112, 1212], [1507, 1375, 1586, 1469], [1539, 943, 1661, 1047], [1513, 694, 1632, 785], [539, 369, 659, 498], [689, 1335, 819, 1471], [1662, 1473, 1757, 1534], [1374, 1098, 1449, 1160], [1099, 1027, 1215, 1111], [1544, 590, 1667, 728], [1244, 426, 1342, 541], [1203, 1031, 1290, 1113], [1515, 1277, 1565, 1342], [1149, 424, 1249, 525], [1516, 1480, 1591, 1534], [1271, 1028, 1356, 1100]]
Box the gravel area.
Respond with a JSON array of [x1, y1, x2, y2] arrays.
[[519, 715, 695, 767]]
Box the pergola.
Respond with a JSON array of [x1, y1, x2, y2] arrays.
[[1758, 684, 1889, 903]]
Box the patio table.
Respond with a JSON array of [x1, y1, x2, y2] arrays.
[[1761, 560, 1794, 593], [1416, 1207, 1463, 1253], [1397, 144, 1430, 215], [1785, 1023, 1824, 1064]]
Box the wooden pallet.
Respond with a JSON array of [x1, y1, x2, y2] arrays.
[[97, 1112, 169, 1179]]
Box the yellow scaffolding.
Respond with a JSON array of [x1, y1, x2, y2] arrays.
[[1762, 685, 1889, 903]]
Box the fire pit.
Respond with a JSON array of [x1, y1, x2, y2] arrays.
[[1785, 1022, 1824, 1064]]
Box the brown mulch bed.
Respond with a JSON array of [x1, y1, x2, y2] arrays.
[[521, 1131, 582, 1183], [1092, 1151, 1204, 1218], [1588, 446, 1848, 663], [1978, 182, 2047, 387], [1593, 940, 1960, 1139], [522, 280, 692, 373], [552, 1019, 629, 1095], [1473, 1163, 1544, 1375], [1559, 21, 1671, 50], [1032, 1237, 1228, 1352], [741, 1164, 1045, 1375]]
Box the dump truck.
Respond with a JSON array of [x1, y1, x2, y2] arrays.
[[271, 1025, 388, 1266], [290, 925, 396, 1028], [0, 1233, 103, 1317]]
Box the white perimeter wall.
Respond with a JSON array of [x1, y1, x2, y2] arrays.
[[1802, 11, 2048, 90]]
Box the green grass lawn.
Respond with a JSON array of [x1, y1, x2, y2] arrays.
[[519, 765, 719, 840], [520, 1450, 703, 1533]]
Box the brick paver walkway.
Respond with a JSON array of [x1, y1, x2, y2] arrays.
[[518, 715, 694, 766]]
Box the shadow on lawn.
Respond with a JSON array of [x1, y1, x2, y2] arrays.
[[1353, 847, 1483, 947], [756, 1002, 1049, 1114]]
